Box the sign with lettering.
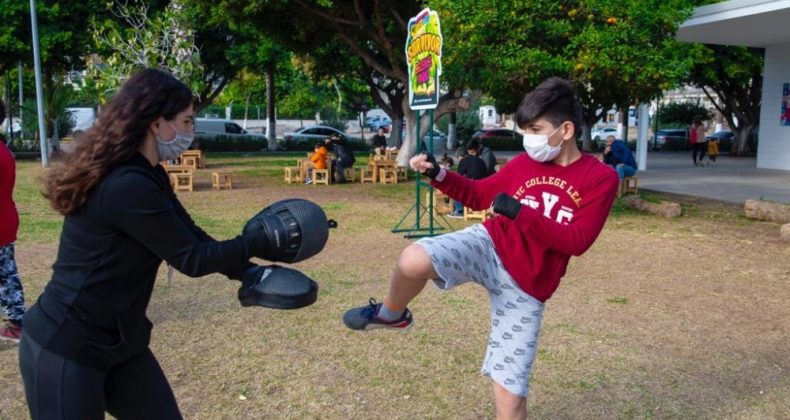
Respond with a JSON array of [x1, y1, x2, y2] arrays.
[[405, 8, 442, 110]]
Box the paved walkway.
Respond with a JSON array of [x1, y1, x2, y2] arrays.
[[634, 152, 789, 204], [497, 150, 789, 204]]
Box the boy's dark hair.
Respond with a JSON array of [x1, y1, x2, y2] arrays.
[[467, 140, 480, 152], [515, 77, 582, 133]]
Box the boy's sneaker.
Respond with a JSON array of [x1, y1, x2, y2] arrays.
[[343, 298, 413, 331], [0, 321, 22, 343], [447, 212, 463, 219], [304, 178, 313, 184]]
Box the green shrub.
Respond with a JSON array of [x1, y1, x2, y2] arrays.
[[195, 134, 267, 152]]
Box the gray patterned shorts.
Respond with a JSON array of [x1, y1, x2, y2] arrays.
[[415, 224, 544, 397]]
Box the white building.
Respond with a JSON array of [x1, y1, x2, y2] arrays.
[[677, 0, 790, 170], [479, 105, 499, 127]]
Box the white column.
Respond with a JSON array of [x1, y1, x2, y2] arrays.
[[636, 103, 649, 171]]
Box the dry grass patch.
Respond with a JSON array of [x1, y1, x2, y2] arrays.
[[1, 154, 788, 418]]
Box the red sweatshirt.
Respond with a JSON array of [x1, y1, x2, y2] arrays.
[[432, 152, 619, 302], [0, 142, 19, 246]]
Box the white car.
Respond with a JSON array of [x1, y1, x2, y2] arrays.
[[283, 125, 349, 143], [195, 118, 266, 141], [591, 127, 619, 142]]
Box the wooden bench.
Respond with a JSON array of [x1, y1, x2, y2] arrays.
[[343, 167, 357, 183], [180, 150, 204, 169], [379, 167, 398, 184], [311, 161, 332, 185], [211, 172, 233, 190], [619, 176, 639, 197], [464, 206, 490, 222], [284, 167, 302, 184], [170, 172, 194, 192], [427, 191, 453, 216], [360, 167, 376, 183]]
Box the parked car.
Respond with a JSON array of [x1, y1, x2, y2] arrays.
[[401, 129, 448, 154], [283, 125, 349, 142], [654, 128, 689, 151], [591, 127, 619, 142], [471, 128, 521, 141], [366, 115, 392, 131], [706, 130, 734, 152], [195, 118, 266, 142]]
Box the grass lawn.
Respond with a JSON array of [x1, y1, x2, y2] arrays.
[[1, 152, 788, 418]]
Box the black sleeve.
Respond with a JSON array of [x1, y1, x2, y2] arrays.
[[169, 194, 253, 280], [102, 170, 257, 279]]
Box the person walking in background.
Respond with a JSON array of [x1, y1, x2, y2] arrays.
[[0, 100, 26, 343], [602, 135, 637, 179], [706, 135, 720, 165], [690, 116, 708, 166]]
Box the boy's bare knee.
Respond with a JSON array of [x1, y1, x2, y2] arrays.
[[397, 244, 435, 279]]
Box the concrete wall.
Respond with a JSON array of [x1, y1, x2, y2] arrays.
[[757, 43, 790, 170]]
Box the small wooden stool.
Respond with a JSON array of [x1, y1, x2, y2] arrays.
[[211, 171, 232, 190], [379, 168, 398, 184], [171, 173, 194, 192], [313, 169, 331, 185], [344, 167, 357, 183], [464, 206, 489, 222], [284, 167, 302, 184], [182, 155, 198, 169], [427, 191, 453, 216], [396, 167, 409, 182], [619, 176, 639, 197], [360, 167, 375, 183]]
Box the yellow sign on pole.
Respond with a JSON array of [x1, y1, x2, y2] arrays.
[[405, 8, 443, 110]]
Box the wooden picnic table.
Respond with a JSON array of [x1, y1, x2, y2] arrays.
[[368, 159, 397, 183]]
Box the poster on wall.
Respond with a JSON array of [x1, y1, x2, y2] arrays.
[[405, 8, 443, 110], [782, 83, 790, 126]]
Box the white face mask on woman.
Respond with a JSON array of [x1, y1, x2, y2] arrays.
[[522, 125, 563, 162], [156, 123, 194, 161]]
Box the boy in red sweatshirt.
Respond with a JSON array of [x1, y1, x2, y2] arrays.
[[343, 78, 619, 418]]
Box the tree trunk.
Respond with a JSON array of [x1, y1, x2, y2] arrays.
[[744, 199, 790, 223], [732, 123, 753, 156], [620, 108, 629, 141], [265, 65, 277, 150]]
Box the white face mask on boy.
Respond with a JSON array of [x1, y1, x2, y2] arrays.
[[522, 126, 563, 162]]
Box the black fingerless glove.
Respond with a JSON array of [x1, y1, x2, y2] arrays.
[[422, 153, 441, 179], [492, 193, 523, 220]]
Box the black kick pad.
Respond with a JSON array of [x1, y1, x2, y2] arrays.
[[238, 265, 318, 309]]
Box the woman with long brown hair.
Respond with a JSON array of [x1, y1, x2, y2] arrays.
[[18, 68, 276, 419]]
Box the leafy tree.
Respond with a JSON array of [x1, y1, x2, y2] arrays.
[[186, 0, 481, 163], [656, 101, 708, 128], [684, 44, 762, 155], [429, 0, 695, 150]]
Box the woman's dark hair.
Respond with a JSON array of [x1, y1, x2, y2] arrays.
[[515, 77, 582, 133], [44, 68, 193, 215]]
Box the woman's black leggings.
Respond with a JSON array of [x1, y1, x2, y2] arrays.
[[692, 142, 707, 164], [19, 332, 182, 419]]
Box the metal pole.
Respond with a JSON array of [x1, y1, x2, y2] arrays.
[[637, 103, 649, 171], [18, 63, 23, 135], [29, 0, 49, 166], [414, 111, 421, 229], [428, 109, 434, 235]]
